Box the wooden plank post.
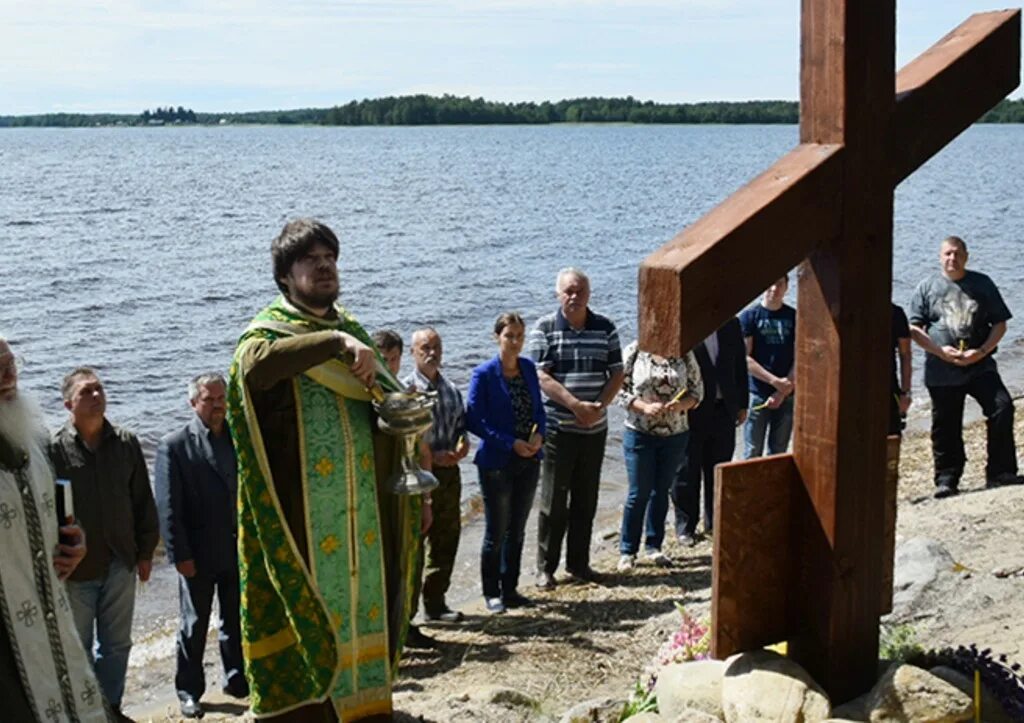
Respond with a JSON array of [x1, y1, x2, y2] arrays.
[[787, 0, 896, 698]]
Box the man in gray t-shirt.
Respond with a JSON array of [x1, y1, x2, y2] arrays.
[[908, 235, 1020, 497]]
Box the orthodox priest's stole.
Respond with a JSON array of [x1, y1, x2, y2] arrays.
[[227, 297, 418, 720]]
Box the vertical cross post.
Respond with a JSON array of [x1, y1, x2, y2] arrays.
[[788, 0, 895, 697]]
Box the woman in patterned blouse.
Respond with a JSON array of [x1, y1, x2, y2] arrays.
[[466, 313, 547, 613], [615, 341, 703, 571]]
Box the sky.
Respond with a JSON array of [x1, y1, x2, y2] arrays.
[[1, 0, 1021, 115]]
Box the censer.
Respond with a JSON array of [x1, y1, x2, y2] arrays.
[[370, 387, 440, 495]]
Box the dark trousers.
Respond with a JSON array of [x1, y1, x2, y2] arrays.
[[479, 457, 540, 599], [176, 567, 245, 700], [673, 401, 737, 537], [419, 465, 461, 615], [537, 427, 608, 575], [927, 371, 1017, 486]]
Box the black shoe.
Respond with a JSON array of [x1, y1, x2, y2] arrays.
[[423, 605, 464, 623], [986, 472, 1023, 488], [405, 624, 437, 649], [566, 567, 603, 584], [178, 695, 204, 719], [222, 676, 249, 699], [934, 483, 959, 499], [503, 591, 533, 609]]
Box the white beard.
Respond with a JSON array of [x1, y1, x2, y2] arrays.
[[0, 389, 49, 458]]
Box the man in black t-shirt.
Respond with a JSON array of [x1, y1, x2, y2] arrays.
[[908, 235, 1021, 498]]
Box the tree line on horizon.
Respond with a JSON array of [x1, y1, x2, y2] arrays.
[[3, 95, 1024, 127]]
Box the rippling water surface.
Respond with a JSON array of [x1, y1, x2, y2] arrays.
[[3, 124, 1024, 467]]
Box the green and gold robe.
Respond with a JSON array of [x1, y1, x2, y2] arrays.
[[227, 296, 419, 721]]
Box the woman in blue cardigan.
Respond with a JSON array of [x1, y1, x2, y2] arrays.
[[466, 312, 546, 613]]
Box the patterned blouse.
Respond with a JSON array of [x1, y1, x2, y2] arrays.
[[616, 340, 704, 436], [506, 374, 534, 440]]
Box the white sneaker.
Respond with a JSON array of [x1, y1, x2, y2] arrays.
[[646, 550, 672, 567], [616, 554, 635, 572]]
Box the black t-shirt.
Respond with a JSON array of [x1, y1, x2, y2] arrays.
[[908, 270, 1012, 387], [891, 304, 910, 393]]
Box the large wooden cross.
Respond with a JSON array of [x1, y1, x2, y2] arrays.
[[638, 1, 1020, 702]]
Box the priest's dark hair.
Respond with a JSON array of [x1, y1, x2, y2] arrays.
[[271, 219, 340, 295]]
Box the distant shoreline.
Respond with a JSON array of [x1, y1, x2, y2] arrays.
[[4, 94, 1023, 127]]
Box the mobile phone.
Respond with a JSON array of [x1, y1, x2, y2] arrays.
[[55, 479, 73, 544]]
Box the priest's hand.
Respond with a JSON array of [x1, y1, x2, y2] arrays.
[[420, 496, 433, 534], [53, 520, 86, 581], [137, 559, 153, 583], [338, 333, 377, 387], [176, 560, 197, 578]]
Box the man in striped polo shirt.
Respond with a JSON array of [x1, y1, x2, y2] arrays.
[[529, 268, 624, 588]]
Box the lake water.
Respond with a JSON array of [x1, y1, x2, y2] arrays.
[[3, 124, 1024, 481]]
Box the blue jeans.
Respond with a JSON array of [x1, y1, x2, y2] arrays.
[[744, 393, 795, 458], [620, 428, 689, 555], [479, 457, 540, 599], [67, 558, 136, 709]]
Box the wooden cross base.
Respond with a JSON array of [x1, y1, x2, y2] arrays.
[[711, 437, 901, 697]]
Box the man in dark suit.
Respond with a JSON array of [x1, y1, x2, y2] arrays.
[[671, 317, 749, 545], [156, 373, 247, 719]]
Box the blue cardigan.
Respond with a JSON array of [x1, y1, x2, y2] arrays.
[[466, 355, 547, 470]]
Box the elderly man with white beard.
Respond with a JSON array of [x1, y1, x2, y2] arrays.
[[0, 335, 113, 722]]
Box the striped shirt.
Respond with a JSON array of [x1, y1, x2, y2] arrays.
[[528, 308, 623, 434], [402, 368, 466, 453]]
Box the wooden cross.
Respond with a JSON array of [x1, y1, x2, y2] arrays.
[[638, 1, 1020, 702]]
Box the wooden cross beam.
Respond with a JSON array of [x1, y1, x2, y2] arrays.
[[637, 3, 1020, 702]]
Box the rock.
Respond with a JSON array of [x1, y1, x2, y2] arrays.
[[461, 684, 539, 708], [559, 696, 627, 723], [654, 659, 727, 719], [889, 538, 955, 619], [720, 650, 831, 722], [863, 663, 972, 722], [664, 708, 722, 722], [929, 666, 1016, 723], [621, 713, 667, 722]]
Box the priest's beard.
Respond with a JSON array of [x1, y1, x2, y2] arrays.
[[288, 285, 339, 315], [0, 389, 47, 456]]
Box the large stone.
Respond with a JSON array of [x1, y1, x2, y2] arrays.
[[929, 666, 1016, 723], [889, 538, 955, 619], [664, 708, 722, 722], [621, 714, 667, 722], [654, 659, 727, 719], [863, 663, 972, 722], [559, 696, 627, 723], [721, 650, 831, 722]]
